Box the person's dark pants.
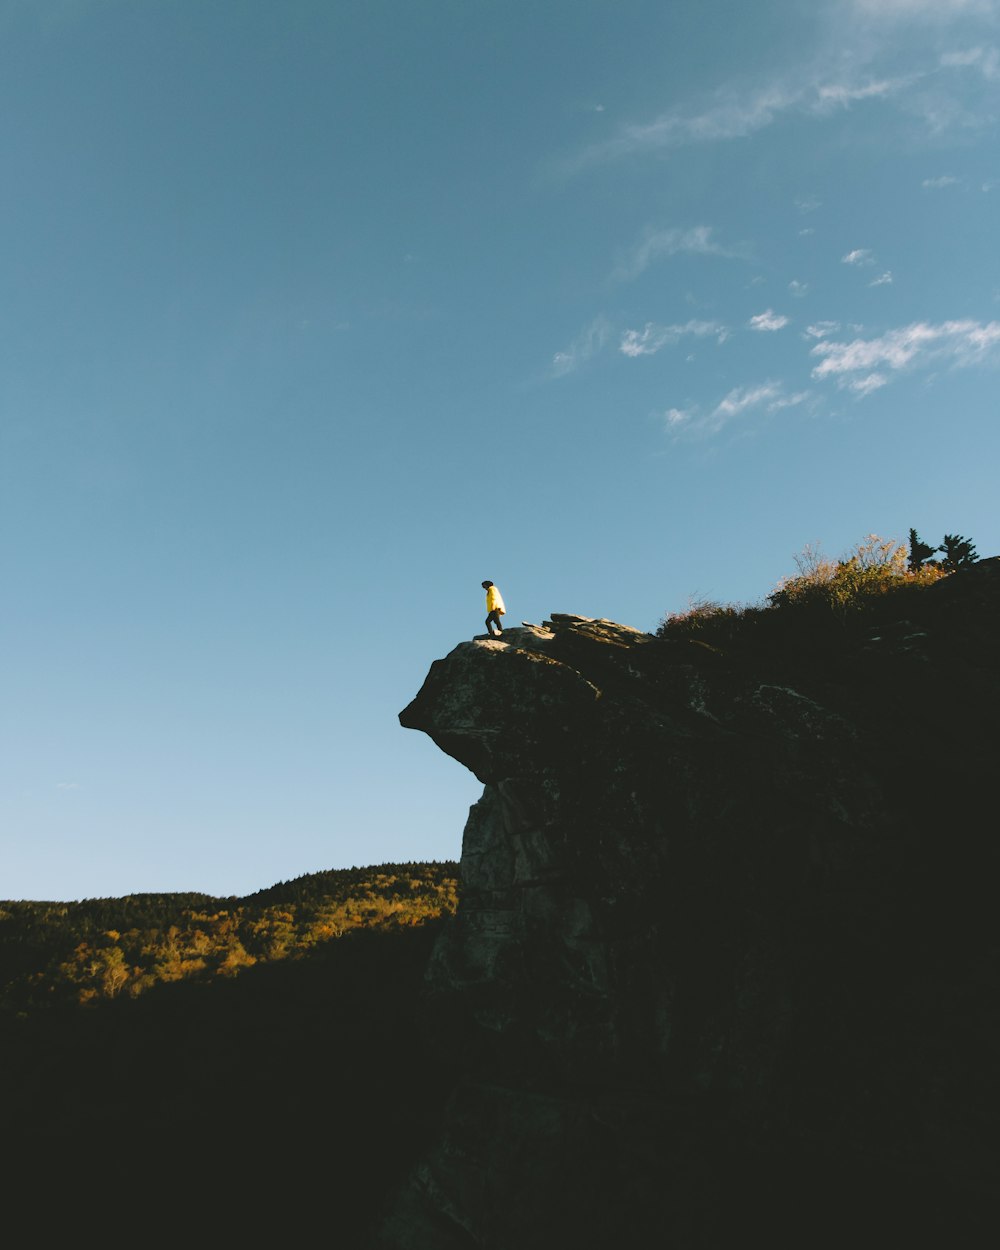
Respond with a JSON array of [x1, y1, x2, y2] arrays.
[[486, 610, 503, 636]]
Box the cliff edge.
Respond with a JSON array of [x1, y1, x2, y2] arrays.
[[381, 562, 1000, 1247]]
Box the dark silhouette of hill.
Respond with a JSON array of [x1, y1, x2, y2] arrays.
[[0, 863, 459, 1235], [1, 915, 455, 1237]]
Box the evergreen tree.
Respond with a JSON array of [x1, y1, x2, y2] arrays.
[[939, 533, 978, 572], [907, 528, 938, 571]]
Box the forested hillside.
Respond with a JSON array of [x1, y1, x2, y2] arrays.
[[0, 861, 458, 1012], [1, 915, 457, 1237]]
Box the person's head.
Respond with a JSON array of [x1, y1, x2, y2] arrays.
[[481, 580, 493, 588]]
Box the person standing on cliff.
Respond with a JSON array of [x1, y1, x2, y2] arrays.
[[482, 580, 506, 638]]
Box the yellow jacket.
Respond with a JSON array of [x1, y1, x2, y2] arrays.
[[486, 585, 505, 614]]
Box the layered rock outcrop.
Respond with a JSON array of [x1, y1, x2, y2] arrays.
[[380, 564, 1000, 1248]]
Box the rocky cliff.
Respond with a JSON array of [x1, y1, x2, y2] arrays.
[[379, 561, 1000, 1248]]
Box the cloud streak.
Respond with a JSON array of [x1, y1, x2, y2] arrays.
[[612, 225, 742, 280], [551, 316, 612, 377], [563, 69, 911, 174], [748, 309, 790, 332], [558, 4, 1000, 180], [805, 321, 841, 339], [847, 372, 890, 395], [810, 318, 1000, 390], [666, 381, 811, 435], [854, 0, 1000, 22], [941, 45, 1000, 77], [620, 320, 729, 357]]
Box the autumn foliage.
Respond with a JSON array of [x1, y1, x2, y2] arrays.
[[657, 532, 965, 647], [0, 861, 458, 1011]]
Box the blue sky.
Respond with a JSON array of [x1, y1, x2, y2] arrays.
[[2, 0, 997, 900]]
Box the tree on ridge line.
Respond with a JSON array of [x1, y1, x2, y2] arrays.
[[908, 528, 978, 573]]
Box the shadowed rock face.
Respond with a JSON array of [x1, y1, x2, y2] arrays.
[[382, 572, 1000, 1249]]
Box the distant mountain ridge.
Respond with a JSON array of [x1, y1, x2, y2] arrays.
[[0, 860, 458, 1011]]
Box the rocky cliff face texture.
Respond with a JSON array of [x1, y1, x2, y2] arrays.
[[380, 562, 1000, 1248]]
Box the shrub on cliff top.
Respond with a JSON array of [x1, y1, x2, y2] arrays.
[[657, 597, 766, 648], [658, 533, 951, 646], [767, 534, 945, 615]]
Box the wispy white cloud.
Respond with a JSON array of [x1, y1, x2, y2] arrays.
[[848, 372, 890, 395], [795, 195, 822, 212], [564, 71, 909, 172], [788, 280, 809, 297], [551, 316, 612, 377], [922, 174, 960, 187], [810, 318, 1000, 392], [767, 389, 813, 411], [559, 6, 1000, 180], [709, 382, 809, 427], [853, 0, 1000, 21], [799, 227, 816, 236], [941, 45, 1000, 77], [816, 78, 904, 106], [579, 86, 796, 165], [904, 35, 1000, 133], [56, 781, 80, 790], [713, 383, 779, 417], [869, 271, 894, 286], [748, 309, 790, 332], [842, 248, 876, 265], [664, 382, 810, 436], [612, 225, 742, 281], [620, 320, 729, 357], [804, 320, 841, 339], [907, 89, 995, 135]]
